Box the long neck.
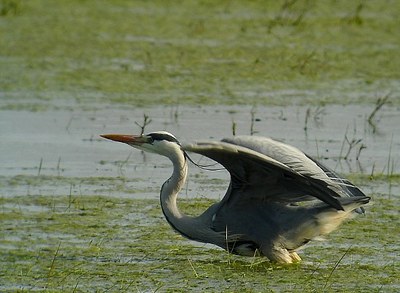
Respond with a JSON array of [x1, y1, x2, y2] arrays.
[[160, 150, 203, 241], [160, 150, 188, 220]]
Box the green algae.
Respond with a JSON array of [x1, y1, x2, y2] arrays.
[[1, 0, 400, 108], [0, 191, 399, 292]]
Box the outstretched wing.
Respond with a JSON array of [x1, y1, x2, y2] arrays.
[[184, 137, 345, 211], [222, 136, 368, 198], [303, 154, 367, 197], [303, 154, 367, 213], [222, 136, 336, 183]]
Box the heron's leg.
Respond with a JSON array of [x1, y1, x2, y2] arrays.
[[261, 244, 294, 264]]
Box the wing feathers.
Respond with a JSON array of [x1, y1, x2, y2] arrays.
[[184, 140, 344, 210]]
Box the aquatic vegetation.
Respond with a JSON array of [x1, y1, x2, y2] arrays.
[[1, 0, 400, 108], [0, 193, 399, 292]]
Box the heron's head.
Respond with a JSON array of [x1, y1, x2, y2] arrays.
[[101, 131, 182, 157]]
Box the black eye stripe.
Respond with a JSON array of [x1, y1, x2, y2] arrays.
[[148, 133, 179, 144]]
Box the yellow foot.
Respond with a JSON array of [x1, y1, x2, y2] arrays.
[[289, 252, 302, 263]]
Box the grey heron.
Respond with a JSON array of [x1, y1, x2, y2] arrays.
[[101, 131, 370, 264]]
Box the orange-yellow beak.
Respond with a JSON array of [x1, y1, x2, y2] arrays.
[[100, 134, 150, 145]]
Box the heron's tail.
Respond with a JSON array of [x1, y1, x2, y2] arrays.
[[287, 196, 370, 245], [313, 195, 370, 236]]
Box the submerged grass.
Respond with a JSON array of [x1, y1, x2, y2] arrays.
[[1, 191, 399, 292]]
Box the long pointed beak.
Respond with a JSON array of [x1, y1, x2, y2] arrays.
[[100, 134, 149, 145]]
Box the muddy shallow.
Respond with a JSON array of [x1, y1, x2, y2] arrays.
[[1, 103, 399, 198]]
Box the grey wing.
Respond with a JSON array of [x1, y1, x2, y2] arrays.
[[304, 154, 367, 197], [222, 136, 367, 199], [222, 136, 334, 182], [303, 154, 367, 213], [183, 139, 344, 210]]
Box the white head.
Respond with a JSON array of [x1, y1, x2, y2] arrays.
[[101, 131, 183, 158]]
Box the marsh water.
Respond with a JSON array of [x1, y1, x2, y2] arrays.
[[1, 103, 399, 198]]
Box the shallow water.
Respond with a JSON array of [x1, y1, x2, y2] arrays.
[[1, 103, 399, 198]]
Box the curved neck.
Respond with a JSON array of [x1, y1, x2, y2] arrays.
[[159, 150, 203, 241], [160, 150, 188, 220], [159, 148, 228, 248]]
